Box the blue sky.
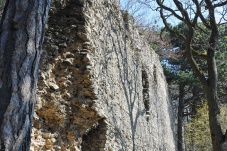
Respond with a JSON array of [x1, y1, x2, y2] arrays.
[[119, 0, 164, 27], [119, 0, 227, 28]]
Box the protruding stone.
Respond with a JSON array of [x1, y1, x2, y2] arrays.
[[62, 58, 74, 66], [42, 133, 52, 139], [48, 82, 59, 90], [77, 32, 89, 41]]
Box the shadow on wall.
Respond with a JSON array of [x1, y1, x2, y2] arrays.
[[113, 34, 142, 151], [81, 119, 108, 150], [93, 9, 148, 150]]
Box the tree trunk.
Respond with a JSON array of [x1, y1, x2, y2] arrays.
[[185, 27, 224, 151], [205, 3, 225, 150], [0, 0, 51, 150], [177, 83, 185, 151], [206, 54, 224, 151], [206, 86, 224, 151]]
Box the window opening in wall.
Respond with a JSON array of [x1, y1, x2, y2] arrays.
[[142, 67, 150, 118]]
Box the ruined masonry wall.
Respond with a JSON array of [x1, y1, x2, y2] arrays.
[[31, 0, 176, 150]]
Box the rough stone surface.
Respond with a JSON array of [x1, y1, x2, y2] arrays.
[[31, 0, 176, 150]]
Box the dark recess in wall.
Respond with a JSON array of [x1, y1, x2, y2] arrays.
[[142, 67, 150, 117], [81, 119, 108, 151]]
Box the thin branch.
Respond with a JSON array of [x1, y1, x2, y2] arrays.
[[173, 0, 192, 25], [192, 0, 211, 29], [156, 0, 184, 22], [214, 1, 227, 8], [185, 27, 208, 87], [159, 8, 186, 40]]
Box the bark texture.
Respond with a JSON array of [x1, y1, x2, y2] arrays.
[[0, 0, 51, 150], [177, 83, 185, 151]]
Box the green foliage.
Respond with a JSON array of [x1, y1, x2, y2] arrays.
[[169, 22, 188, 48], [164, 22, 227, 102], [0, 0, 4, 6], [177, 70, 195, 83], [162, 22, 211, 85], [184, 102, 227, 151], [162, 52, 197, 85], [216, 25, 227, 103], [184, 101, 212, 151], [0, 0, 4, 10], [150, 43, 158, 50]]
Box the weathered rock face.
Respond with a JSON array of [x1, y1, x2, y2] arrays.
[[31, 0, 176, 150]]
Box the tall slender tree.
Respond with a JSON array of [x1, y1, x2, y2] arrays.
[[163, 53, 202, 151], [0, 0, 51, 150]]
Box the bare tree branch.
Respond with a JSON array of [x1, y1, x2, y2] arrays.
[[214, 1, 227, 8], [156, 0, 184, 22], [192, 0, 212, 28]]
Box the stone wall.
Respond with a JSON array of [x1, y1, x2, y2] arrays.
[[31, 0, 176, 150]]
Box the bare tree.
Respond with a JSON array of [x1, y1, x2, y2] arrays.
[[0, 0, 51, 150], [155, 0, 227, 150], [120, 0, 159, 26]]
